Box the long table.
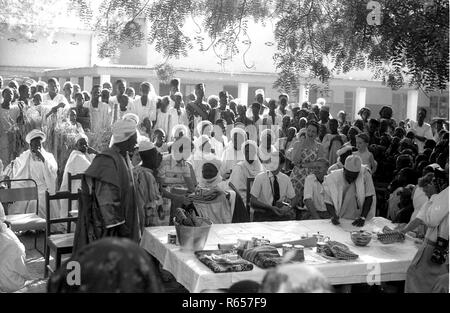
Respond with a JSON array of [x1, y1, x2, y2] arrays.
[[140, 217, 419, 292]]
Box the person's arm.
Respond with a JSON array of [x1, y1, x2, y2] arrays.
[[161, 188, 191, 205], [250, 195, 281, 216], [184, 161, 197, 192], [398, 218, 426, 234], [325, 203, 340, 225], [303, 175, 320, 218], [304, 199, 320, 219], [370, 153, 377, 173]]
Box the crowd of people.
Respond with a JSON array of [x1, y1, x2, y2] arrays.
[[0, 74, 448, 293]]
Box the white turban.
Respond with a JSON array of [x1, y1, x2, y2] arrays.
[[255, 89, 265, 97], [138, 138, 155, 152], [344, 155, 362, 172], [111, 119, 137, 144], [122, 113, 140, 125], [25, 129, 46, 144]]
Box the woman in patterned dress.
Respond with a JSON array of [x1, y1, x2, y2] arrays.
[[287, 121, 325, 210]]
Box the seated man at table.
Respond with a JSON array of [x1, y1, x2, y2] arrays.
[[298, 158, 332, 220], [250, 151, 297, 222], [323, 155, 376, 227]]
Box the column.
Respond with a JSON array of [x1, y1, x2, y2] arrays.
[[407, 90, 419, 121], [238, 82, 249, 106], [70, 77, 78, 85], [298, 84, 309, 103], [83, 76, 93, 92], [100, 74, 111, 86], [58, 78, 66, 89], [354, 87, 366, 120]]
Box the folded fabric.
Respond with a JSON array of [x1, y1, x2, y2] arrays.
[[321, 241, 359, 260], [195, 250, 254, 273], [377, 226, 405, 244], [241, 245, 283, 269]]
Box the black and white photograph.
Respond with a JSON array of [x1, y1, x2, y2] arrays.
[[0, 0, 448, 299]]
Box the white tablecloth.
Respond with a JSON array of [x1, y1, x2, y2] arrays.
[[140, 217, 419, 292]]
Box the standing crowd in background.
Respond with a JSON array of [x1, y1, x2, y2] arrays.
[[0, 74, 448, 293]]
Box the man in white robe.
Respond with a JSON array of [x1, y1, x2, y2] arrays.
[[8, 129, 59, 220], [323, 155, 376, 227]]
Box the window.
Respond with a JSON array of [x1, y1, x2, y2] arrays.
[[392, 93, 407, 120], [344, 91, 355, 121], [430, 95, 449, 119], [223, 85, 238, 98]]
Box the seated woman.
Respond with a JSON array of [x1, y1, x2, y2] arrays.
[[258, 128, 278, 169], [189, 158, 248, 223], [229, 140, 265, 212], [220, 127, 247, 179], [158, 136, 197, 225]]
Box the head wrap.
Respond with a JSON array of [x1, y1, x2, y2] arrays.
[[75, 133, 88, 144], [122, 113, 140, 125], [198, 157, 223, 188], [111, 119, 137, 144], [171, 124, 190, 140], [344, 155, 362, 172], [255, 89, 265, 97], [26, 129, 46, 144], [36, 81, 47, 88], [196, 120, 213, 137], [138, 138, 155, 152], [358, 107, 371, 116]]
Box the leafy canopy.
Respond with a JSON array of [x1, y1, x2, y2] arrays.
[[1, 0, 448, 93]]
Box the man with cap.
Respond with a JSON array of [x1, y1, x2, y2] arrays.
[[323, 155, 376, 226], [74, 118, 141, 252], [7, 129, 59, 219]]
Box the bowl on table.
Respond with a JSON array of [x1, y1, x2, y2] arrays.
[[350, 230, 372, 246]]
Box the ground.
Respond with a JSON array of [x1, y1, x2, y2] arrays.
[[14, 232, 188, 293]]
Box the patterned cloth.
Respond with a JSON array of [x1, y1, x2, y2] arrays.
[[289, 142, 321, 204], [195, 250, 254, 273], [241, 245, 283, 269]]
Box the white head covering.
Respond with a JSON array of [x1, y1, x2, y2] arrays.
[[26, 129, 46, 144], [36, 81, 47, 88], [111, 119, 137, 144], [344, 155, 362, 172], [230, 128, 247, 150], [255, 89, 265, 97], [241, 140, 264, 176], [198, 157, 223, 188], [194, 134, 211, 153], [138, 138, 155, 152], [196, 120, 213, 137], [171, 124, 190, 141], [122, 112, 140, 125], [75, 133, 88, 143]]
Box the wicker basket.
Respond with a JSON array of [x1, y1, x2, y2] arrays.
[[350, 230, 372, 246]]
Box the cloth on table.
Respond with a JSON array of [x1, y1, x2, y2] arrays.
[[241, 245, 283, 269], [195, 250, 254, 273]]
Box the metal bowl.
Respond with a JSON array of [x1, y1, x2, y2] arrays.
[[350, 230, 372, 246], [175, 217, 212, 251]]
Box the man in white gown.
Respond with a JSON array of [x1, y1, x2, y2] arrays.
[[8, 129, 59, 220]]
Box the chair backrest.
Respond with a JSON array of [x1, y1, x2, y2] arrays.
[[246, 177, 255, 212], [0, 179, 39, 215], [67, 173, 83, 193], [45, 191, 80, 235]]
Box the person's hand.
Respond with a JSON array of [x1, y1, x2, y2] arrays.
[[182, 196, 192, 206], [87, 146, 98, 155], [331, 216, 340, 225], [34, 150, 45, 162], [352, 217, 365, 227]]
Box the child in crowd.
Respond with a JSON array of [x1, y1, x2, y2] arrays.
[[153, 128, 168, 154]]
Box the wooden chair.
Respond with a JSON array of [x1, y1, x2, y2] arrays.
[[246, 177, 255, 222], [67, 173, 83, 232], [44, 191, 79, 278], [0, 178, 46, 254]]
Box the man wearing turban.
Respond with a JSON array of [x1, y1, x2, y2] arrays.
[[323, 155, 376, 227], [7, 129, 59, 220], [74, 118, 141, 252]]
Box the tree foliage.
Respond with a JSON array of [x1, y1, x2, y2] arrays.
[[1, 0, 448, 93]]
